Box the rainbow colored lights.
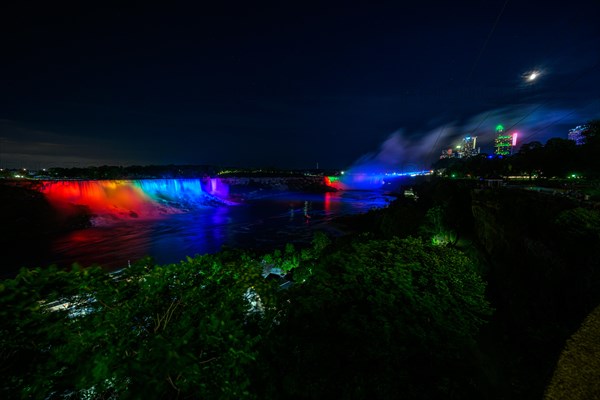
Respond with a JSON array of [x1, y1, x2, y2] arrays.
[[39, 179, 231, 220]]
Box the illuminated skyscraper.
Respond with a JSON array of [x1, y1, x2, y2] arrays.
[[494, 125, 512, 156], [568, 125, 588, 145], [461, 136, 479, 157]]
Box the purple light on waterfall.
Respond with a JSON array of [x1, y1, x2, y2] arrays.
[[209, 178, 229, 198]]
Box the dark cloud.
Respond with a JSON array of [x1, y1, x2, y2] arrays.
[[0, 119, 143, 168]]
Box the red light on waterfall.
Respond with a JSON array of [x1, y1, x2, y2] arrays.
[[512, 132, 518, 147], [324, 175, 346, 190], [39, 180, 154, 219], [324, 192, 331, 213]]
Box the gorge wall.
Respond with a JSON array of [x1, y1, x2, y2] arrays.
[[470, 187, 600, 397]]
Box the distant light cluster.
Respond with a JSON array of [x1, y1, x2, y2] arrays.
[[439, 124, 522, 159], [568, 125, 588, 146]]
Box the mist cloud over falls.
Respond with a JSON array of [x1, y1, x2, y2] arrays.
[[347, 103, 596, 175]]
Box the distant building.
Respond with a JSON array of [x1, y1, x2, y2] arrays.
[[441, 135, 480, 159], [568, 125, 588, 145], [494, 125, 513, 156], [440, 148, 454, 159], [460, 136, 480, 158]]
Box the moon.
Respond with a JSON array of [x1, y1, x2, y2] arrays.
[[528, 71, 539, 81]]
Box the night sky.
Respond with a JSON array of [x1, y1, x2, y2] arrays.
[[1, 1, 599, 170]]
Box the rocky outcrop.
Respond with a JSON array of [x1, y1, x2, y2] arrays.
[[470, 187, 600, 398], [545, 304, 600, 400]]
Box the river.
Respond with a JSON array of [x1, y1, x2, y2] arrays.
[[9, 190, 392, 274]]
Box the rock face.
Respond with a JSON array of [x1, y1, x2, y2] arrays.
[[471, 187, 600, 397], [545, 304, 600, 400]]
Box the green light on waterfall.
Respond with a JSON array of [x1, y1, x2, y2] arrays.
[[496, 124, 504, 132]]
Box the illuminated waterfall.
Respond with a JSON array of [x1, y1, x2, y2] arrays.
[[208, 178, 229, 198], [39, 179, 231, 221]]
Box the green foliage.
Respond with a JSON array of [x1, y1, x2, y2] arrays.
[[555, 207, 600, 242], [0, 254, 278, 399], [416, 180, 475, 246], [1, 226, 492, 399], [260, 232, 332, 281], [260, 236, 491, 399], [421, 205, 458, 245], [310, 231, 332, 254], [338, 198, 427, 240]]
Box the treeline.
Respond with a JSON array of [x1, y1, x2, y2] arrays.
[[434, 120, 600, 179], [3, 165, 337, 180], [43, 164, 219, 179]]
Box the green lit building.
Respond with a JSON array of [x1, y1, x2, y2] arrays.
[[494, 124, 512, 156]]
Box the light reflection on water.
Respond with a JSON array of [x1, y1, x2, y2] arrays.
[[46, 191, 391, 271]]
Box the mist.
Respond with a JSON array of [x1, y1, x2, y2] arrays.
[[347, 103, 594, 175]]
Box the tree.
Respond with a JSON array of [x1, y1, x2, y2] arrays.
[[0, 253, 278, 399], [581, 120, 600, 175], [542, 138, 578, 178], [515, 141, 544, 178], [259, 236, 492, 399]]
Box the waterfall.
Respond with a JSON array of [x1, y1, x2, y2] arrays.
[[38, 179, 231, 222]]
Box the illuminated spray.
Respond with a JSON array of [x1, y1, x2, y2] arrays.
[[326, 129, 443, 190], [324, 104, 584, 190]]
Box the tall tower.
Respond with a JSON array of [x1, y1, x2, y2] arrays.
[[494, 125, 512, 156], [461, 136, 479, 157]]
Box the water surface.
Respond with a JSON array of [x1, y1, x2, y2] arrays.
[[36, 190, 391, 271]]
